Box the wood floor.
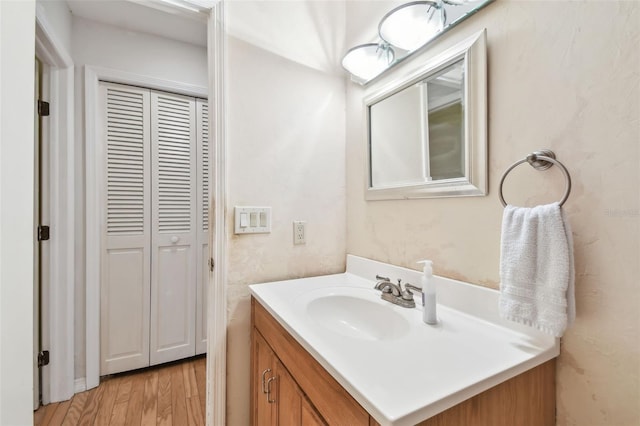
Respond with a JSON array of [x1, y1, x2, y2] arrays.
[[34, 356, 206, 426]]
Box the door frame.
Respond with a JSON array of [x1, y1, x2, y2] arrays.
[[35, 3, 76, 404], [206, 3, 227, 424], [84, 66, 208, 388], [85, 3, 228, 423], [34, 56, 43, 411]]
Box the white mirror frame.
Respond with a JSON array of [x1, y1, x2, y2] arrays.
[[364, 29, 487, 201]]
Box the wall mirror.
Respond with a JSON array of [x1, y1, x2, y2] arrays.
[[364, 29, 487, 200]]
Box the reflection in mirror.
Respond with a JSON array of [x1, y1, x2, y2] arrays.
[[365, 29, 487, 200], [426, 61, 464, 180], [370, 60, 465, 187]]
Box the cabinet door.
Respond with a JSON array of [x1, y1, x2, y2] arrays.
[[253, 299, 371, 425], [251, 317, 329, 426], [149, 91, 197, 365], [276, 360, 327, 425], [100, 82, 151, 375], [275, 359, 302, 425], [301, 397, 326, 426], [253, 331, 277, 426]]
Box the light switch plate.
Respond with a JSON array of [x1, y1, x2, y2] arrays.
[[234, 206, 271, 234]]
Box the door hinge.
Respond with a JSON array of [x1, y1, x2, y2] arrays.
[[38, 225, 50, 241], [208, 258, 215, 272], [38, 100, 50, 117], [38, 350, 50, 367]]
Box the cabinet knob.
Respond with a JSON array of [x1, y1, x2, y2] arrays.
[[170, 236, 179, 244]]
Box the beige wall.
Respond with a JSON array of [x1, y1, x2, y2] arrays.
[[346, 1, 639, 425], [225, 34, 347, 424]]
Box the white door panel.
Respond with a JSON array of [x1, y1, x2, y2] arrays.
[[196, 242, 208, 354], [150, 91, 197, 365], [102, 246, 149, 372], [100, 83, 151, 375], [196, 100, 209, 355], [150, 242, 195, 364]]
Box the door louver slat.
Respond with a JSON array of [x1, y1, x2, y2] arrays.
[[106, 87, 146, 235], [156, 95, 192, 233], [201, 103, 209, 231]]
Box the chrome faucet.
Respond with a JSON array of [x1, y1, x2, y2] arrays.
[[374, 276, 401, 296], [374, 276, 416, 308]]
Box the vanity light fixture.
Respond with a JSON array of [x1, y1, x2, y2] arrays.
[[341, 0, 492, 84], [341, 43, 396, 83], [378, 1, 446, 52]]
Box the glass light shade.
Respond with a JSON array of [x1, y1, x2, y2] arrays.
[[378, 1, 446, 52], [341, 43, 395, 82]]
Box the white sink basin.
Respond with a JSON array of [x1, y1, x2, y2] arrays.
[[301, 287, 410, 341]]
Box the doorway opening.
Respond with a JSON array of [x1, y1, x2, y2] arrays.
[[34, 2, 227, 424]]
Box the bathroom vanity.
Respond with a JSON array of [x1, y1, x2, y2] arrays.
[[250, 255, 558, 426]]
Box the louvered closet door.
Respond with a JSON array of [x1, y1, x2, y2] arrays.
[[150, 91, 198, 365], [100, 83, 151, 375], [195, 99, 209, 355]]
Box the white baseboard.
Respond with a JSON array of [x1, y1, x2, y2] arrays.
[[74, 378, 87, 393]]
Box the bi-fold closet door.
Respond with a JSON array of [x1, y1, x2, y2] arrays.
[[99, 82, 209, 376]]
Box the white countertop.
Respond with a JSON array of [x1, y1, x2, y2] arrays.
[[249, 255, 559, 426]]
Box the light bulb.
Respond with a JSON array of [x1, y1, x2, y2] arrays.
[[379, 1, 445, 52], [341, 43, 395, 82]]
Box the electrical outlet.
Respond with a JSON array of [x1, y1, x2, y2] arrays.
[[293, 221, 306, 245]]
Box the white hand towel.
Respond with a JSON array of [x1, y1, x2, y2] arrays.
[[499, 202, 575, 337]]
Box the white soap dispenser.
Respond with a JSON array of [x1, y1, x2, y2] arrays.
[[418, 260, 437, 325]]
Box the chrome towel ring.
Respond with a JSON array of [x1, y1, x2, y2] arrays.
[[499, 149, 572, 207]]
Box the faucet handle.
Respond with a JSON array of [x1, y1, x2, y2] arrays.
[[402, 283, 421, 301], [374, 276, 393, 293], [405, 283, 423, 293]]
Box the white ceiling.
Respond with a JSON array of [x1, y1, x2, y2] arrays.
[[225, 1, 346, 75], [66, 0, 347, 74], [66, 0, 207, 47]]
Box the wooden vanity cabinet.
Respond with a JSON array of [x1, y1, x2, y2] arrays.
[[251, 298, 369, 426], [251, 297, 555, 426], [252, 326, 327, 425]]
